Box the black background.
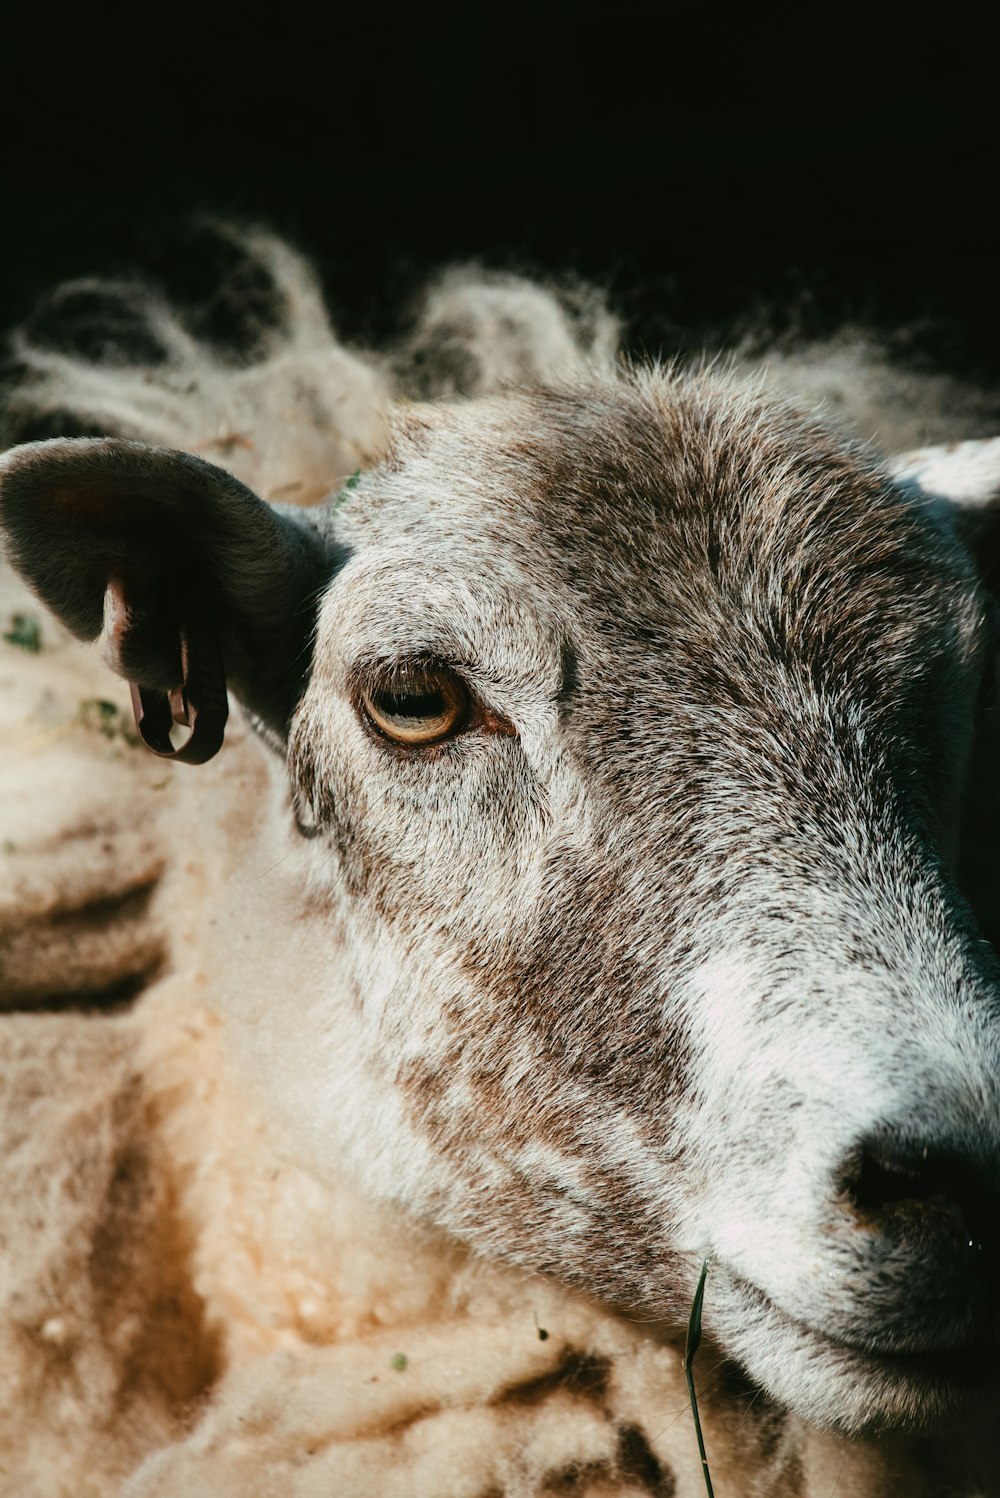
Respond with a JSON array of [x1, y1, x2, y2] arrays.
[[2, 8, 995, 374]]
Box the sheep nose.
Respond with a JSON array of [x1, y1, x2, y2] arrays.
[[841, 1128, 1000, 1262]]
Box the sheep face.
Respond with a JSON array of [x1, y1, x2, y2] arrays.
[[288, 375, 1000, 1435], [3, 369, 1000, 1437]]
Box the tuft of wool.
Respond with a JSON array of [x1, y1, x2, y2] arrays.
[[738, 329, 1000, 452], [392, 265, 621, 399], [3, 231, 391, 507]]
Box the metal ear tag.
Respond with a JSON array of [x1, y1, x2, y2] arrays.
[[129, 620, 228, 765]]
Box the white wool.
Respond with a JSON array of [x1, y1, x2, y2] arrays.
[[737, 328, 1000, 451], [5, 230, 391, 506], [3, 231, 622, 507], [392, 265, 621, 398], [10, 225, 993, 495]]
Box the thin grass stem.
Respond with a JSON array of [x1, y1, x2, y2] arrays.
[[683, 1256, 715, 1498]]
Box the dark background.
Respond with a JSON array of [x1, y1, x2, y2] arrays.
[[2, 9, 995, 375]]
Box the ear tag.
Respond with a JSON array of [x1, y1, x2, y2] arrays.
[[128, 620, 229, 765]]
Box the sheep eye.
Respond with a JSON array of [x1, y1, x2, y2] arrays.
[[361, 665, 469, 746]]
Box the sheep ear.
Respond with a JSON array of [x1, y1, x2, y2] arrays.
[[0, 437, 333, 761], [891, 437, 1000, 592]]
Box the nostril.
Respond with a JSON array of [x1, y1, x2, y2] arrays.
[[841, 1130, 999, 1256]]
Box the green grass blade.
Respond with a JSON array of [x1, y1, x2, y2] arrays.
[[683, 1256, 715, 1498]]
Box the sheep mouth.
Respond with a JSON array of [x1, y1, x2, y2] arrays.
[[715, 1264, 999, 1432]]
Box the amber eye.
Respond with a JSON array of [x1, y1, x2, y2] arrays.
[[360, 664, 470, 746]]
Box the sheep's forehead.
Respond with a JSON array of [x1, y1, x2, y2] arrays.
[[336, 376, 977, 694], [299, 377, 989, 1102]]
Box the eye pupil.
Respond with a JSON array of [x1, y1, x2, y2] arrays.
[[360, 666, 468, 746], [375, 689, 446, 718]]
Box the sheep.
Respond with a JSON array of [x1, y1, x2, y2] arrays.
[[3, 234, 1000, 1496]]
